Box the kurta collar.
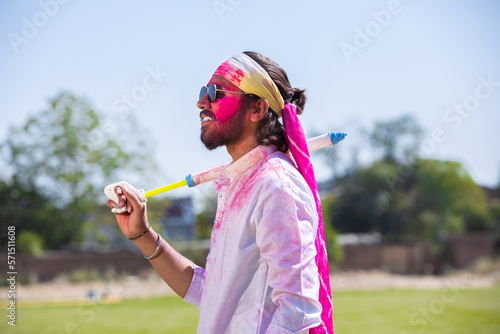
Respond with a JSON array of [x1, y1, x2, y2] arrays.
[[214, 145, 277, 190]]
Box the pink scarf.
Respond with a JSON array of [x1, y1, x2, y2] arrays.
[[283, 103, 333, 334]]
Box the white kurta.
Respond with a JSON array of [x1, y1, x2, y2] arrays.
[[184, 145, 322, 333]]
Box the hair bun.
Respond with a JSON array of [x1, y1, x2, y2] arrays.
[[290, 88, 307, 115]]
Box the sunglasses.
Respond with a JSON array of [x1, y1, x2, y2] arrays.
[[199, 83, 255, 103]]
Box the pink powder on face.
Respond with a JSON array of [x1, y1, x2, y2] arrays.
[[214, 95, 242, 123], [214, 60, 244, 86]]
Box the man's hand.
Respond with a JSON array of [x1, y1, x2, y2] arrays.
[[107, 185, 149, 239]]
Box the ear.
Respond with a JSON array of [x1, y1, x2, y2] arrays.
[[249, 99, 269, 123]]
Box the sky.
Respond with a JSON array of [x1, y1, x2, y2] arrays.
[[1, 0, 499, 203]]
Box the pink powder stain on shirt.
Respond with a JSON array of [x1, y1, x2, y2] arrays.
[[229, 159, 275, 211], [214, 60, 244, 86], [212, 215, 223, 241], [188, 146, 323, 333], [193, 165, 226, 185]]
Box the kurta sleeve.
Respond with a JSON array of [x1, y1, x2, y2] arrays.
[[254, 178, 322, 333], [183, 265, 206, 308]]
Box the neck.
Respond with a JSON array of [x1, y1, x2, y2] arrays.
[[226, 135, 259, 162]]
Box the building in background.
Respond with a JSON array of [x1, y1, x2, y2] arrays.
[[160, 197, 196, 241]]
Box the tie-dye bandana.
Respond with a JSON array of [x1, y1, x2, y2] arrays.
[[214, 53, 334, 334]]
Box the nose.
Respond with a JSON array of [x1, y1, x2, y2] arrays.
[[197, 90, 211, 110]]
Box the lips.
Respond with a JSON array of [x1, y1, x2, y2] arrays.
[[200, 110, 216, 123]]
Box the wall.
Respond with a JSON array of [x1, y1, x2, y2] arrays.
[[339, 243, 432, 274], [446, 233, 494, 268]]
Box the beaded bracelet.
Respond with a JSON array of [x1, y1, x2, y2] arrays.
[[128, 225, 151, 240], [143, 232, 162, 260]]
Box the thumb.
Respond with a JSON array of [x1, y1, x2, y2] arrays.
[[122, 185, 144, 208]]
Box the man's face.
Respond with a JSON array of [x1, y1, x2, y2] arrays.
[[197, 75, 249, 150]]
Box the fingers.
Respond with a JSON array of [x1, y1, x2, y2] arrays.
[[106, 183, 144, 215], [114, 186, 126, 207], [107, 199, 117, 209], [122, 185, 143, 209], [106, 186, 128, 212]]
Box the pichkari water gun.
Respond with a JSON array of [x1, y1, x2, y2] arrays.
[[104, 132, 346, 213]]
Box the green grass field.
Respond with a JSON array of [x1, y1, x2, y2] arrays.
[[2, 285, 499, 334]]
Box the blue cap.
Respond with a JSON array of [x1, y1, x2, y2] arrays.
[[329, 132, 347, 145], [185, 174, 195, 188]]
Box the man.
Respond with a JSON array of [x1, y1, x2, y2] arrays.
[[108, 52, 333, 333]]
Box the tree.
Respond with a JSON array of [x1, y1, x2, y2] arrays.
[[329, 160, 410, 239], [321, 195, 344, 268], [317, 113, 493, 256], [328, 158, 490, 248], [367, 113, 423, 164], [0, 92, 156, 250], [17, 230, 44, 256], [412, 159, 490, 235], [196, 190, 218, 240]]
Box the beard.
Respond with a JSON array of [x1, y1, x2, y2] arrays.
[[200, 108, 247, 150]]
